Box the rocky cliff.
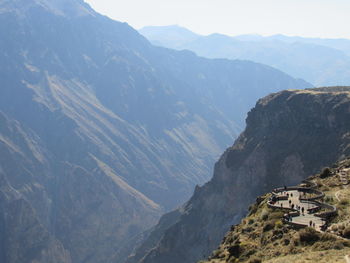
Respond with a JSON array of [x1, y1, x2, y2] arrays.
[[129, 87, 350, 263]]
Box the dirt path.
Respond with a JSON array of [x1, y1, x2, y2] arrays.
[[335, 169, 349, 201], [335, 190, 343, 202]]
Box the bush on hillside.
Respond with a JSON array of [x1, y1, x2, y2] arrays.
[[263, 220, 275, 232], [320, 167, 331, 178], [260, 210, 269, 221], [339, 199, 349, 205], [299, 227, 320, 244], [342, 227, 350, 238]]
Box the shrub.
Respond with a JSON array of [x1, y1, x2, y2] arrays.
[[283, 238, 290, 245], [342, 227, 350, 238], [325, 196, 334, 203], [243, 227, 254, 233], [249, 231, 260, 239], [320, 167, 331, 178], [248, 218, 255, 225], [261, 210, 269, 221], [263, 221, 275, 232], [228, 244, 240, 258], [299, 227, 320, 244], [340, 199, 349, 205]]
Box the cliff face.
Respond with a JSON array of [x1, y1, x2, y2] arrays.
[[130, 87, 350, 263]]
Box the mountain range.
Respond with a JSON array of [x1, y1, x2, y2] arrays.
[[140, 25, 350, 87], [0, 0, 310, 262]]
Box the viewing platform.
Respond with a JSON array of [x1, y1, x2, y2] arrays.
[[267, 180, 337, 232]]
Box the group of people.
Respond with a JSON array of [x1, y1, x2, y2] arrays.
[[309, 220, 316, 228], [271, 185, 329, 231], [287, 200, 306, 215]]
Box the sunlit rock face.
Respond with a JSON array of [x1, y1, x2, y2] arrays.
[[130, 88, 350, 263]]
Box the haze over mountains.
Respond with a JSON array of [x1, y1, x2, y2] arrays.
[[0, 0, 311, 262], [140, 25, 350, 87]]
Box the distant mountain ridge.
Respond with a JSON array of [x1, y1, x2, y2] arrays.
[[140, 25, 350, 86], [0, 0, 310, 262]]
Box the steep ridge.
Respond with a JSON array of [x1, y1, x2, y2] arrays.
[[129, 87, 350, 263], [0, 0, 311, 262]]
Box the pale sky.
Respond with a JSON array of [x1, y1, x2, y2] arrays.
[[85, 0, 350, 39]]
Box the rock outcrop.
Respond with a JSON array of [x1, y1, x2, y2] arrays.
[[129, 87, 350, 263]]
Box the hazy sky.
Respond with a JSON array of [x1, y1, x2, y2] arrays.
[[86, 0, 350, 39]]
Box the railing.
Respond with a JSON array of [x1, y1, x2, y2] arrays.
[[268, 179, 337, 228]]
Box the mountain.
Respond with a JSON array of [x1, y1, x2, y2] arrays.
[[260, 34, 350, 57], [139, 25, 199, 49], [0, 0, 310, 262], [128, 87, 350, 263], [139, 26, 350, 87], [201, 158, 350, 263]]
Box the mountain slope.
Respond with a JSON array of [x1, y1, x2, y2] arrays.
[[201, 158, 350, 263], [0, 113, 73, 263], [0, 0, 311, 262], [139, 26, 350, 86], [129, 87, 350, 263]]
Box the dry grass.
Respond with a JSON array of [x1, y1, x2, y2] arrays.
[[201, 159, 350, 263], [265, 248, 350, 263]]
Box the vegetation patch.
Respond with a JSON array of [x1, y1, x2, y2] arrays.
[[200, 158, 350, 263]]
